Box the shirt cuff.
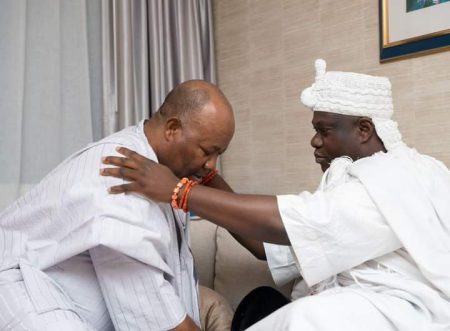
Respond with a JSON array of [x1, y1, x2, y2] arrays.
[[263, 242, 301, 286], [277, 194, 335, 287]]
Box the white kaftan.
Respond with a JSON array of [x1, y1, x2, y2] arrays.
[[257, 147, 450, 331], [0, 121, 199, 330]]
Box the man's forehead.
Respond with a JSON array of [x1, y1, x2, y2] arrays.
[[312, 111, 357, 125], [312, 111, 339, 124], [193, 119, 232, 151]]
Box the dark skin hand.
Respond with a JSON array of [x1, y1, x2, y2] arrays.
[[101, 147, 290, 245]]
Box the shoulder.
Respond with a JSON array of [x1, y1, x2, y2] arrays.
[[84, 123, 157, 161], [350, 145, 449, 178], [45, 123, 154, 181]]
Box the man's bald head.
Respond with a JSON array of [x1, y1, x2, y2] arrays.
[[148, 80, 234, 178], [158, 80, 232, 122]]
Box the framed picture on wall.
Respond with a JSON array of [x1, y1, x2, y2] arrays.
[[379, 0, 450, 62]]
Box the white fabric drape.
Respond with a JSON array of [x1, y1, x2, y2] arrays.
[[0, 0, 217, 208], [101, 0, 150, 136], [147, 0, 216, 114], [0, 0, 99, 209], [101, 0, 216, 137]]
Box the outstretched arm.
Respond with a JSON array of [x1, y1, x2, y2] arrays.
[[101, 147, 290, 245], [204, 173, 266, 260], [188, 182, 288, 245]]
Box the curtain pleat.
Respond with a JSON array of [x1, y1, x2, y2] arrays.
[[0, 0, 96, 209], [0, 0, 217, 207], [147, 0, 216, 115]]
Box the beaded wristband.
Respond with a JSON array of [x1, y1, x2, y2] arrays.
[[200, 169, 218, 185], [180, 180, 198, 212], [171, 177, 189, 209]]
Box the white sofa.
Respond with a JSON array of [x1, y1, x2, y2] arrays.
[[190, 219, 293, 310]]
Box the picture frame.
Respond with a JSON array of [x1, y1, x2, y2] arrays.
[[379, 0, 450, 62]]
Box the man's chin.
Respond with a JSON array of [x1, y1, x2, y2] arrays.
[[320, 163, 330, 172], [315, 157, 330, 172]]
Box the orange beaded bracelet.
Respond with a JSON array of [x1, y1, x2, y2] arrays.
[[171, 177, 189, 209], [200, 169, 218, 185], [180, 180, 198, 212]]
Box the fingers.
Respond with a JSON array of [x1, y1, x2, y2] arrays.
[[114, 146, 135, 157], [115, 146, 157, 165], [100, 166, 138, 181], [107, 182, 140, 194], [102, 155, 139, 170]]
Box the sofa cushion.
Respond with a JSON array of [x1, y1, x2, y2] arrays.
[[199, 285, 233, 331], [190, 219, 218, 289], [213, 227, 293, 310]]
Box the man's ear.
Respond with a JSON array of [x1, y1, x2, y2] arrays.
[[357, 117, 376, 144], [164, 117, 182, 141]]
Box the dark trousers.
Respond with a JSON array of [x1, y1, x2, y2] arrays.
[[231, 286, 290, 331]]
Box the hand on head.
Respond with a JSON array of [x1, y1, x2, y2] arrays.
[[100, 146, 178, 203]]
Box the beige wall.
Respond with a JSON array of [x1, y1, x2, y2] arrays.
[[214, 0, 450, 194]]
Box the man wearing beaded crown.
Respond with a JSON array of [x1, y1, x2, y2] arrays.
[[100, 60, 450, 331], [0, 80, 235, 330]]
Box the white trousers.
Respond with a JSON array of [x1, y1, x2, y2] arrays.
[[0, 278, 94, 331], [0, 254, 112, 331], [246, 288, 428, 331]]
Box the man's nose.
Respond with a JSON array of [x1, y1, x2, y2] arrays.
[[205, 154, 218, 171], [310, 132, 322, 148]]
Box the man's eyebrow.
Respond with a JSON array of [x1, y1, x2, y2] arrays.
[[207, 144, 222, 152], [201, 144, 221, 153], [312, 120, 337, 127], [214, 145, 229, 155]]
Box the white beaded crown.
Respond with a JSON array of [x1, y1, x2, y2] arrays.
[[300, 59, 403, 150]]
